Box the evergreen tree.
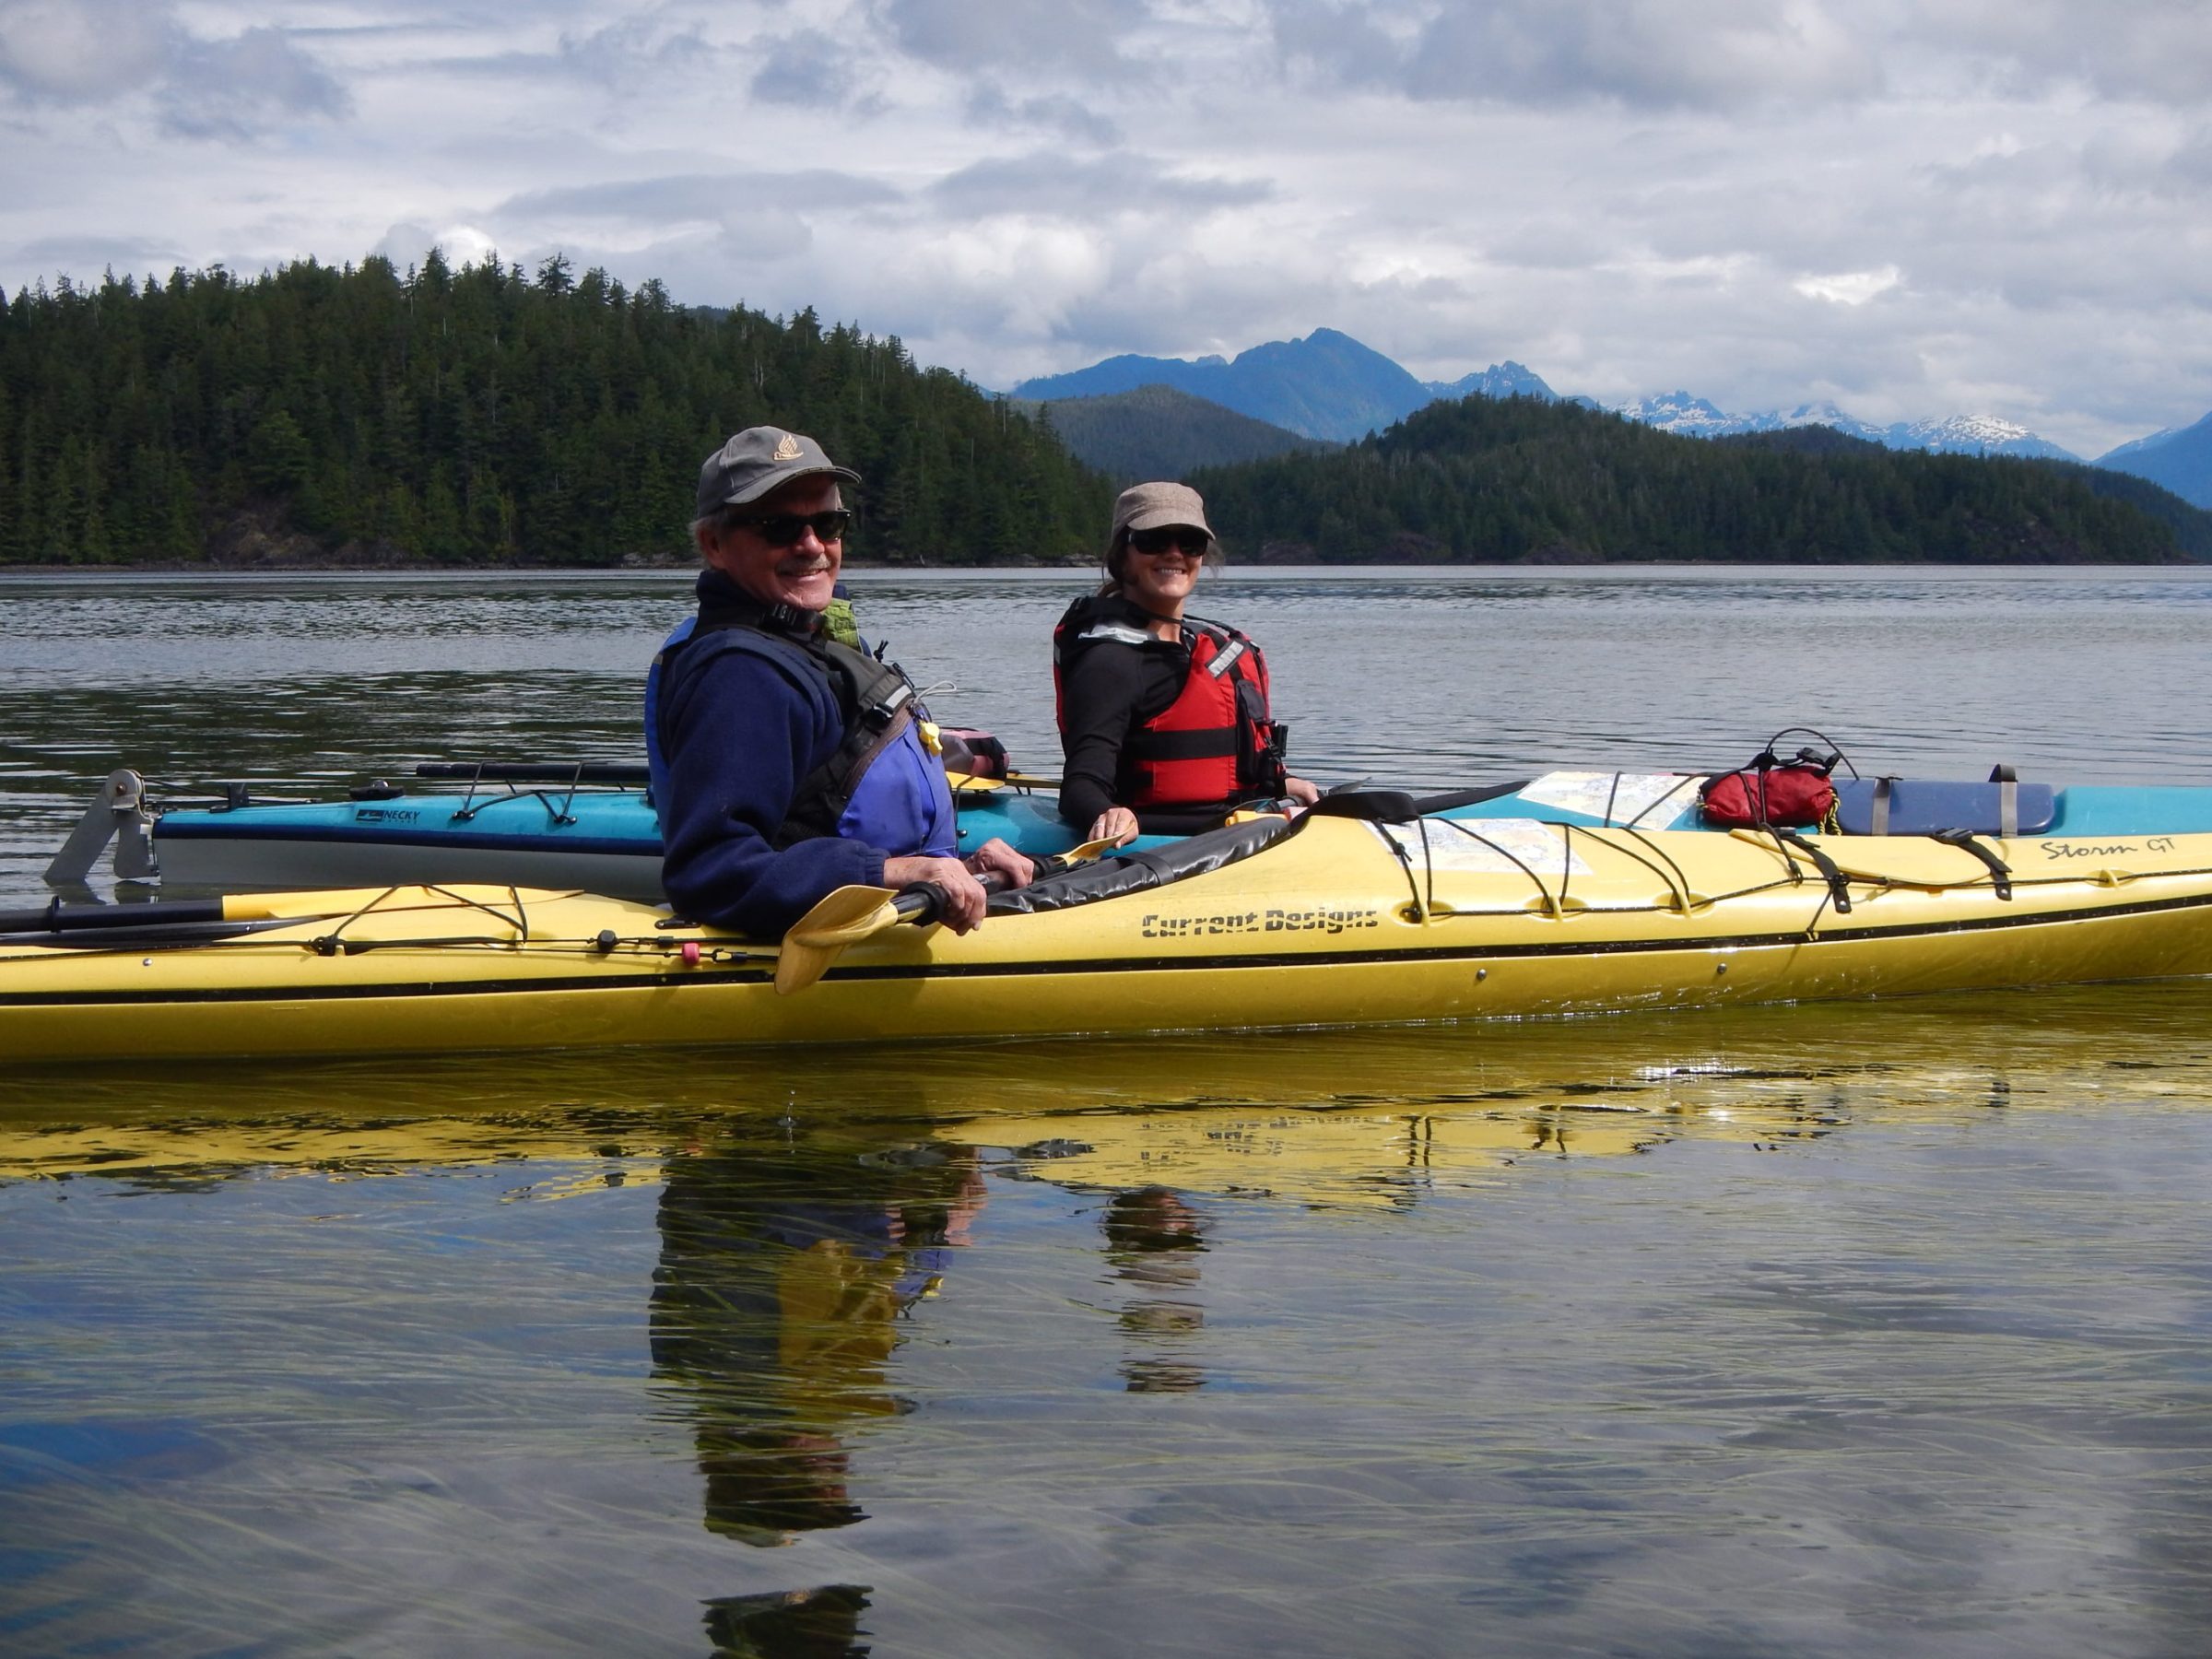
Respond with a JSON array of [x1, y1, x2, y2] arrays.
[[0, 253, 1113, 566], [1188, 394, 2209, 566]]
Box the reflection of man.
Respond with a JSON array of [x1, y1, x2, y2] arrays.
[[649, 1133, 984, 1548], [1102, 1187, 1209, 1394]]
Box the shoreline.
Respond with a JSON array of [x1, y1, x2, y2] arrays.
[[3, 555, 2204, 576], [0, 557, 1100, 575]]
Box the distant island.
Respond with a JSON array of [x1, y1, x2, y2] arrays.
[[1190, 397, 2210, 564], [0, 253, 1110, 570], [3, 255, 2206, 569]]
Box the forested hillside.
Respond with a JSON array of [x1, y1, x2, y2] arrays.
[[1192, 394, 2212, 564], [0, 254, 1112, 566], [7, 257, 2198, 570], [1017, 383, 1335, 483]]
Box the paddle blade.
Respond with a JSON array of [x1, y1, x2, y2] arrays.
[[771, 842, 1100, 997], [774, 885, 900, 995]]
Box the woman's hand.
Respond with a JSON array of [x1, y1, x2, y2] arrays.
[[1088, 806, 1141, 848], [1284, 775, 1322, 806], [882, 854, 992, 934]]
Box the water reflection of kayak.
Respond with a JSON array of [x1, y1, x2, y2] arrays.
[[6, 989, 2210, 1198]]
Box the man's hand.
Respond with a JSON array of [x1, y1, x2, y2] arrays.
[[1285, 775, 1321, 806], [882, 838, 1033, 935], [882, 854, 992, 934]]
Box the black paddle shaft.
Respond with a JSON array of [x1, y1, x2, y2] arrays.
[[0, 897, 230, 935], [415, 761, 651, 785], [893, 863, 1032, 925]]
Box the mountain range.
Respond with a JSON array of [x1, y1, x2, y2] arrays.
[[1183, 389, 2212, 567], [1010, 328, 1553, 444], [2097, 412, 2212, 508], [1009, 329, 2212, 506], [1616, 392, 2082, 463]]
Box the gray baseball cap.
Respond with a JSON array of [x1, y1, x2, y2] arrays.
[[1112, 481, 1214, 544], [696, 427, 861, 518]]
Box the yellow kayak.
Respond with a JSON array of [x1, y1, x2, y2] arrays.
[[6, 807, 2212, 1065]]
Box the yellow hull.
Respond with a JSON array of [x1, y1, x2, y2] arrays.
[[7, 816, 2212, 1065]]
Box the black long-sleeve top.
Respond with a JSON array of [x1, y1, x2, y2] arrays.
[[1057, 603, 1241, 834]]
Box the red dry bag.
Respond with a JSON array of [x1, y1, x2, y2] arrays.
[[1699, 762, 1837, 830]]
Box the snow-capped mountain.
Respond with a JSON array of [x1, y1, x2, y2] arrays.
[[1888, 414, 2079, 461], [1012, 329, 2091, 463], [1615, 393, 2080, 461], [1423, 360, 1559, 402]]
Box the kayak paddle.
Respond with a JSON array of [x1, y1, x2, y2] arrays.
[[774, 838, 1118, 995]]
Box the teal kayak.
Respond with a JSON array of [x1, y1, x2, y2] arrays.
[[89, 765, 1111, 901]]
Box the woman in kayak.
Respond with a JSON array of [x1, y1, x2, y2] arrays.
[[1053, 482, 1318, 847]]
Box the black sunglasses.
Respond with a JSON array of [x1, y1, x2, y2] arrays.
[[728, 509, 853, 547], [1127, 526, 1209, 556]]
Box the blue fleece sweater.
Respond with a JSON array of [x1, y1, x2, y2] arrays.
[[657, 594, 888, 939]]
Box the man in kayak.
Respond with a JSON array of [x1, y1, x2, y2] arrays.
[[655, 427, 1031, 937]]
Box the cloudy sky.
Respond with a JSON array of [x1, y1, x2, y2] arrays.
[[3, 0, 2207, 455]]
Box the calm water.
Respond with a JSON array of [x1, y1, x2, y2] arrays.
[[6, 567, 2212, 1656]]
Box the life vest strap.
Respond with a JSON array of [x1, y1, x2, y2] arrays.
[[1125, 727, 1241, 761], [663, 616, 930, 847]]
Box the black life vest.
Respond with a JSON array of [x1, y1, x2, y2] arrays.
[[656, 590, 928, 849], [1053, 594, 1288, 810]]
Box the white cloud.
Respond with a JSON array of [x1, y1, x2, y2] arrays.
[[373, 221, 500, 272], [161, 24, 351, 137], [0, 0, 348, 136], [964, 83, 1121, 147], [874, 0, 1147, 75], [1271, 0, 1882, 112], [0, 0, 2208, 457], [928, 152, 1272, 218], [1914, 0, 2212, 106], [0, 0, 171, 100], [1794, 265, 1903, 306]]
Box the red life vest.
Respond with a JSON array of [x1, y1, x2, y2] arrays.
[[1053, 597, 1288, 810]]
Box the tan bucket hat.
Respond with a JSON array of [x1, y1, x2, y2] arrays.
[[1111, 481, 1215, 545]]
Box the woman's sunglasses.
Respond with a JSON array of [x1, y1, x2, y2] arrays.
[[728, 510, 853, 547], [1127, 526, 1209, 557]]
